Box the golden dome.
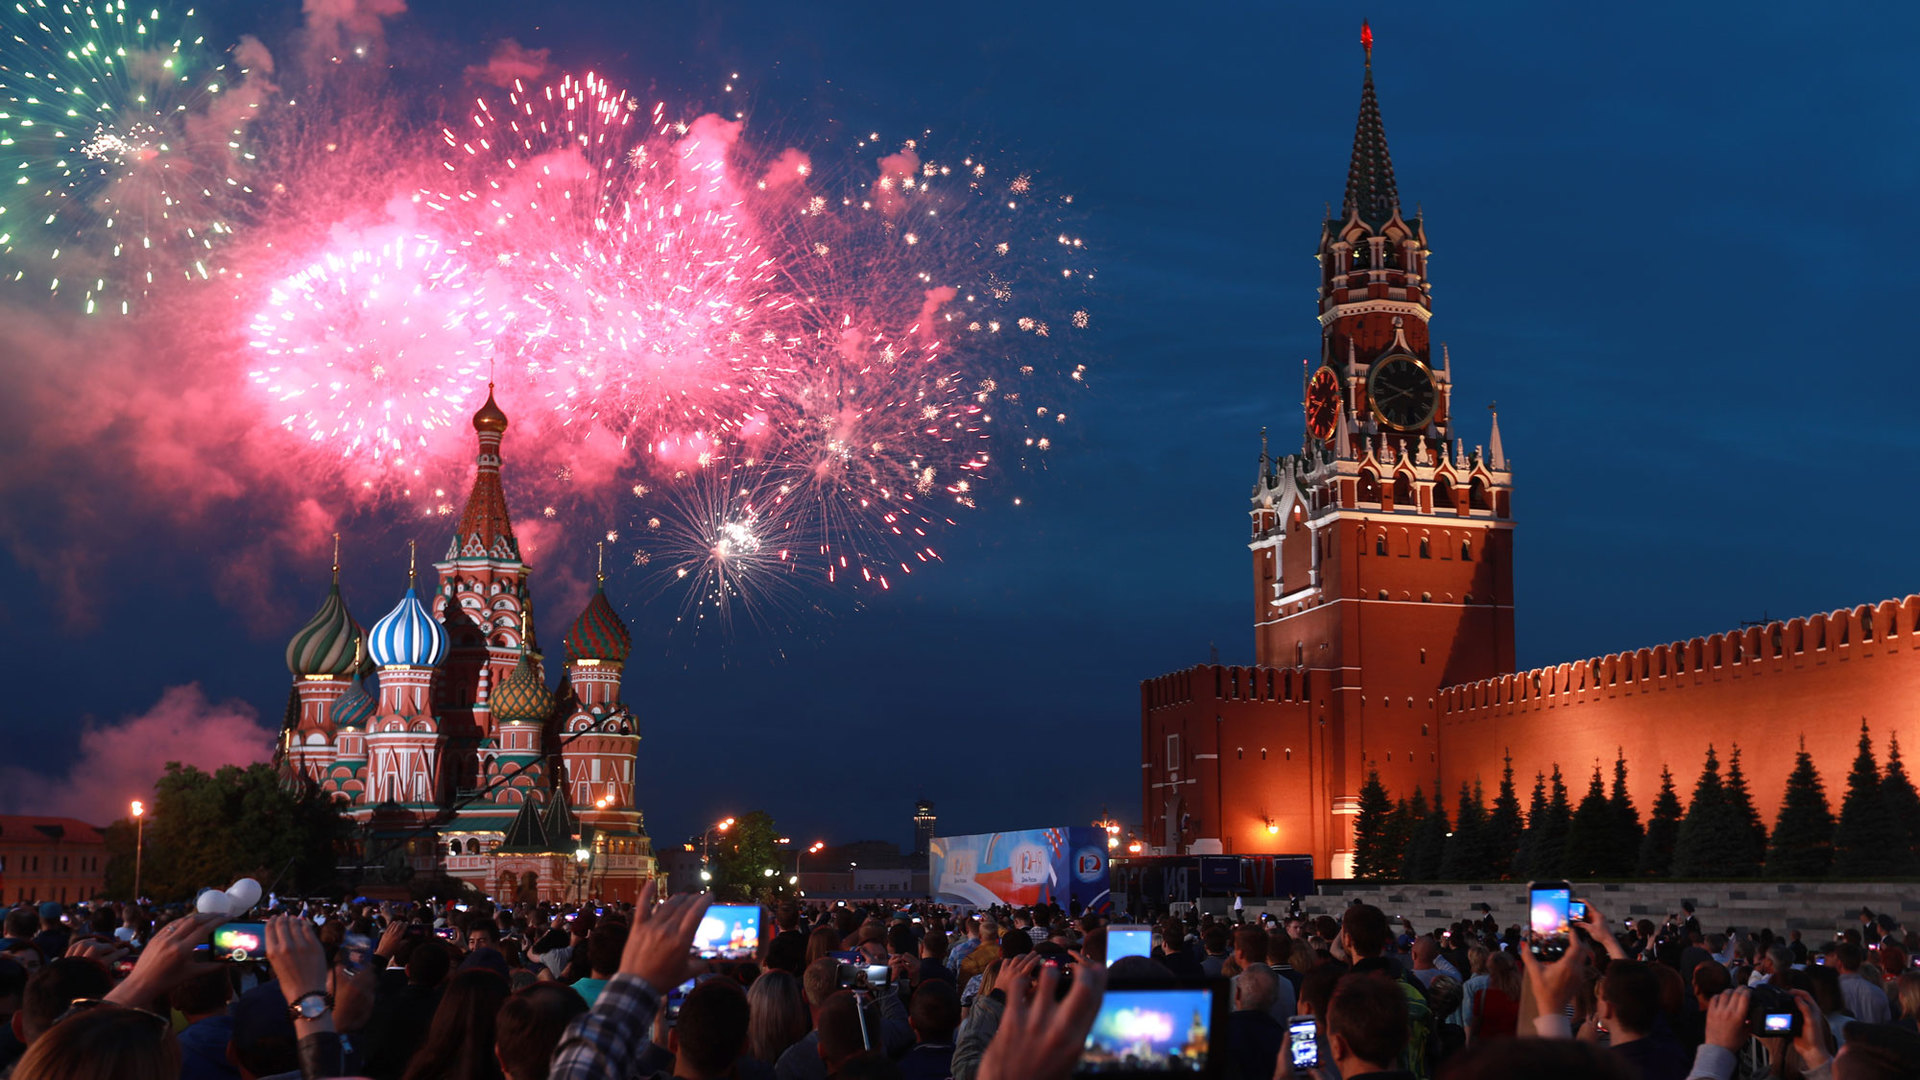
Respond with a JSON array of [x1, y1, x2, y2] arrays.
[[472, 384, 509, 433]]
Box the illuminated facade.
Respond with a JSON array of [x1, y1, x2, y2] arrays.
[[1140, 28, 1920, 877], [276, 390, 655, 901]]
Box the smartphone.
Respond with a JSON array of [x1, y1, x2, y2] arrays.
[[1107, 925, 1152, 963], [1529, 881, 1572, 961], [202, 922, 268, 962], [838, 962, 892, 989], [435, 926, 460, 942], [664, 978, 696, 1023], [1078, 979, 1226, 1075], [1287, 1015, 1320, 1071], [341, 931, 374, 974], [1569, 900, 1588, 922], [693, 903, 760, 960]]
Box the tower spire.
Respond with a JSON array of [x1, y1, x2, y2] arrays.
[[1344, 21, 1400, 225], [408, 539, 417, 587], [596, 541, 606, 586], [1487, 403, 1507, 471], [331, 532, 341, 584]]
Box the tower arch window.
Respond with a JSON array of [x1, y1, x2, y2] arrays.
[[1419, 537, 1431, 558], [1393, 473, 1414, 508], [1358, 470, 1381, 505], [1470, 479, 1490, 510], [1461, 538, 1473, 561], [1375, 534, 1388, 556]]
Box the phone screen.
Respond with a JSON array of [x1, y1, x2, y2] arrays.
[[207, 922, 268, 962], [693, 904, 760, 960], [1569, 900, 1588, 921], [1529, 883, 1571, 960], [1080, 986, 1216, 1071], [1108, 927, 1152, 963], [1288, 1016, 1320, 1070]]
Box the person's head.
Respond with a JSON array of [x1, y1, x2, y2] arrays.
[[999, 930, 1032, 960], [1233, 926, 1268, 965], [586, 920, 629, 978], [1760, 945, 1793, 979], [466, 923, 500, 954], [168, 968, 232, 1022], [1897, 971, 1920, 1022], [1202, 924, 1230, 956], [15, 959, 113, 1047], [1298, 961, 1347, 1019], [907, 978, 959, 1044], [776, 902, 802, 933], [36, 904, 62, 932], [12, 1003, 177, 1080], [1233, 964, 1279, 1014], [814, 991, 869, 1072], [1326, 973, 1409, 1076], [669, 979, 750, 1080], [1466, 942, 1490, 976], [886, 924, 915, 957], [5, 909, 39, 942], [1340, 904, 1391, 961], [807, 925, 842, 968], [919, 931, 949, 964], [1833, 1021, 1920, 1080], [979, 919, 1001, 945], [1837, 941, 1865, 974], [406, 940, 454, 987], [1596, 961, 1661, 1039], [494, 983, 588, 1080], [1411, 936, 1439, 968], [1437, 1037, 1636, 1080], [401, 969, 510, 1080], [747, 970, 811, 1064], [1486, 949, 1522, 999]]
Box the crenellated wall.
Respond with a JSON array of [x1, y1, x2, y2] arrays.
[[1437, 595, 1920, 827]]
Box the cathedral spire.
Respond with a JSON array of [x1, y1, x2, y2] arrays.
[[1343, 21, 1400, 226], [1487, 403, 1507, 471], [449, 383, 521, 562]]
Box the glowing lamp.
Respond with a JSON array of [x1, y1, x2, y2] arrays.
[[130, 800, 145, 818]]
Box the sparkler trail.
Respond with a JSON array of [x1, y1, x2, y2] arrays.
[[0, 0, 267, 315]]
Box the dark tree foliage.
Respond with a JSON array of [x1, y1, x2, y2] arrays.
[[102, 763, 349, 902], [1440, 780, 1489, 881], [1671, 746, 1756, 878], [1834, 722, 1904, 879], [1485, 753, 1525, 880], [1880, 735, 1920, 877], [1399, 788, 1432, 881], [1636, 766, 1684, 878], [1512, 771, 1551, 880], [1766, 741, 1834, 880], [1529, 766, 1573, 880], [1411, 791, 1451, 882], [1353, 771, 1400, 881], [1723, 746, 1768, 875], [1608, 751, 1644, 873], [1562, 766, 1618, 879], [711, 810, 788, 901]]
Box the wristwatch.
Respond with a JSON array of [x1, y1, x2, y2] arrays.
[[287, 990, 334, 1022]]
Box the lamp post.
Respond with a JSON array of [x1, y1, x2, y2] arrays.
[[130, 800, 145, 902], [700, 817, 734, 890], [574, 846, 591, 903]]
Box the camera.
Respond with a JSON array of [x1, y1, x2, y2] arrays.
[[1749, 984, 1802, 1038]]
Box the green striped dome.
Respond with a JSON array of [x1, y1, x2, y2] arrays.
[[491, 649, 555, 724], [286, 582, 362, 677]]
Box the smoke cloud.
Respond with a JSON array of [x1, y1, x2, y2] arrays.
[[0, 685, 274, 822], [466, 39, 551, 88]]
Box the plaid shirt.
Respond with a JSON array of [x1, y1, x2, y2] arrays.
[[548, 973, 663, 1080]]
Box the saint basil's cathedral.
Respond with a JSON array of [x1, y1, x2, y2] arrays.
[[1140, 27, 1920, 877], [275, 389, 655, 902]]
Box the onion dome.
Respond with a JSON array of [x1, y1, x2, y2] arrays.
[[564, 584, 631, 664], [472, 384, 508, 433], [368, 583, 448, 667], [285, 581, 363, 677], [332, 673, 377, 729], [491, 649, 555, 724]]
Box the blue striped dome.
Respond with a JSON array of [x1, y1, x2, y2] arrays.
[[367, 586, 448, 668]]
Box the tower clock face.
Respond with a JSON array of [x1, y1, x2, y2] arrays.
[[1366, 353, 1437, 431], [1305, 366, 1340, 443]]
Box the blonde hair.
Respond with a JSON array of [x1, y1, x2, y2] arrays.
[[1898, 971, 1920, 1022]]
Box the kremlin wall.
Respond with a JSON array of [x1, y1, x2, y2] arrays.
[[1138, 36, 1920, 877]]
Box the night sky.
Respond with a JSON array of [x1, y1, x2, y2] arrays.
[[3, 2, 1916, 855]]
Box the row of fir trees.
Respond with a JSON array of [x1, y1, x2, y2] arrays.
[[1350, 722, 1920, 881]]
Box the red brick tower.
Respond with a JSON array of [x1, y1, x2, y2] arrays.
[[1249, 24, 1515, 874]]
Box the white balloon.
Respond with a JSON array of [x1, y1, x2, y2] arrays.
[[225, 878, 263, 914], [196, 888, 234, 915]]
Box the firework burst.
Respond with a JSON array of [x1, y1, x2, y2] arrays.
[[0, 0, 265, 314]]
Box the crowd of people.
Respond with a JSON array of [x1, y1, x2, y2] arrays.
[[0, 886, 1917, 1080]]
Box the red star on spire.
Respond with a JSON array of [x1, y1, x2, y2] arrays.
[[1361, 20, 1373, 61]]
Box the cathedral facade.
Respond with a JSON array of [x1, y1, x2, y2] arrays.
[[277, 389, 655, 902], [1139, 29, 1920, 878]]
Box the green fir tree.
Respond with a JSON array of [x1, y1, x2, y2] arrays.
[[1353, 771, 1399, 881], [1765, 739, 1834, 880], [1833, 722, 1903, 878], [1607, 751, 1644, 877], [1485, 753, 1526, 880], [1880, 735, 1920, 876], [1398, 789, 1430, 881], [1723, 746, 1767, 876], [1671, 745, 1754, 878], [1531, 765, 1573, 879], [1412, 790, 1451, 882], [1563, 765, 1615, 879], [1512, 770, 1551, 880], [1636, 766, 1684, 877], [1440, 780, 1489, 881]]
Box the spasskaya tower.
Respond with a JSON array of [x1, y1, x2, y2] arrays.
[[1141, 24, 1514, 877]]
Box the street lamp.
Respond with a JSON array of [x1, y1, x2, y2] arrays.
[[574, 846, 591, 903], [130, 801, 145, 902], [700, 817, 735, 885], [1094, 807, 1122, 850]]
